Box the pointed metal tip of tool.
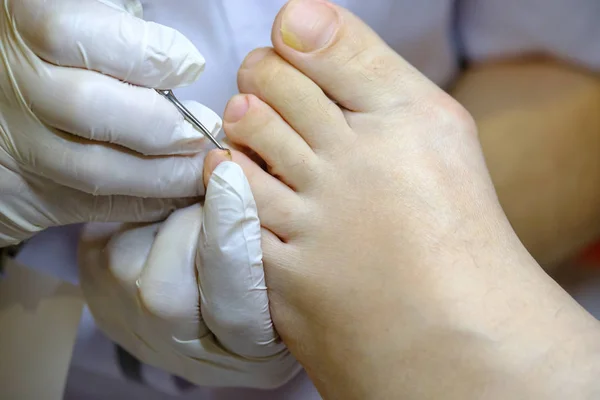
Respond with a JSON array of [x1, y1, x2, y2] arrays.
[[156, 89, 225, 150]]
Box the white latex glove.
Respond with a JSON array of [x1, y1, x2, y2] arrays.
[[0, 0, 221, 246], [79, 162, 301, 389]]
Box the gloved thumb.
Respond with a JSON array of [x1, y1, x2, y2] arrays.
[[198, 161, 285, 358]]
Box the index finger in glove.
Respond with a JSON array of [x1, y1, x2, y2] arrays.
[[30, 128, 211, 197], [30, 65, 222, 155], [198, 161, 286, 359], [13, 0, 203, 88]]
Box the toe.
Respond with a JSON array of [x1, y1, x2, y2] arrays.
[[272, 0, 440, 112], [223, 94, 318, 190], [203, 150, 306, 241], [238, 48, 351, 150]]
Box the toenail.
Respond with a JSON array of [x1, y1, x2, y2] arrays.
[[224, 95, 249, 123], [203, 150, 232, 189], [242, 48, 269, 69], [281, 0, 339, 52]]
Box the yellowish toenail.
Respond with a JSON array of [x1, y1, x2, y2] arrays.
[[281, 0, 339, 52]]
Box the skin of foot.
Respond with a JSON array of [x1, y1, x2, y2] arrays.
[[204, 1, 600, 398], [452, 59, 600, 270]]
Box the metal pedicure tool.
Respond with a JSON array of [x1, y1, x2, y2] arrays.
[[156, 89, 225, 151]]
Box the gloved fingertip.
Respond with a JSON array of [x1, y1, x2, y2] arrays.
[[170, 51, 206, 88], [145, 26, 206, 88], [171, 41, 207, 87], [203, 150, 232, 189]]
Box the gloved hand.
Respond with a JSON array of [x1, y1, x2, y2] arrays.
[[78, 162, 301, 389], [0, 0, 221, 246]]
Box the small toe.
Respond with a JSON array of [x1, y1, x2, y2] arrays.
[[238, 48, 352, 150], [204, 150, 307, 241], [223, 94, 318, 191]]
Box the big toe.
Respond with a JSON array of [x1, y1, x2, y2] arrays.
[[272, 0, 440, 112]]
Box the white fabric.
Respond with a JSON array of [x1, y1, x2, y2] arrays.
[[79, 162, 301, 389], [9, 0, 600, 398]]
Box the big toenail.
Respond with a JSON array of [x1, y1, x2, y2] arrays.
[[242, 48, 269, 69], [224, 95, 249, 123], [281, 0, 338, 52]]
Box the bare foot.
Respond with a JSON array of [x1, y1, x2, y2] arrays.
[[205, 1, 600, 398]]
